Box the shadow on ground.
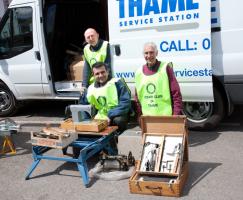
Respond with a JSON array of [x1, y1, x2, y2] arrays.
[[183, 161, 221, 196], [15, 100, 74, 118], [188, 130, 221, 147]]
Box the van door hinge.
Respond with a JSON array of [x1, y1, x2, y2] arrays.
[[35, 51, 41, 61], [40, 17, 43, 23], [48, 75, 51, 81], [211, 27, 221, 32]]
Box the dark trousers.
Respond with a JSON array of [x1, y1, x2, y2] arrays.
[[107, 114, 129, 154], [110, 114, 129, 135], [72, 114, 129, 157]]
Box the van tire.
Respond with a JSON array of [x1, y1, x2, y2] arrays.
[[183, 87, 225, 130], [0, 83, 18, 117]]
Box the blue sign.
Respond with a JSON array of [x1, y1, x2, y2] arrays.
[[119, 0, 199, 18], [118, 0, 200, 30]]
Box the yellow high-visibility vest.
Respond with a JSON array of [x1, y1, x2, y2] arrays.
[[135, 62, 172, 116]]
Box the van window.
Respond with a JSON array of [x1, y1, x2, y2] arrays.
[[0, 7, 33, 59]]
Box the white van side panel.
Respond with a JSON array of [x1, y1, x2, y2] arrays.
[[0, 2, 44, 98], [108, 0, 213, 102], [212, 0, 243, 76], [211, 0, 243, 103]]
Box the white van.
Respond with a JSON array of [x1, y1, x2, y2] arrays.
[[0, 0, 242, 130]]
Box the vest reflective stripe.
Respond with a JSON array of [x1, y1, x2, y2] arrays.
[[84, 41, 108, 68], [87, 78, 119, 120], [135, 62, 172, 116]]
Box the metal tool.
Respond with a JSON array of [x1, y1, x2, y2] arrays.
[[34, 126, 71, 139], [100, 151, 135, 171], [167, 143, 182, 173], [143, 142, 161, 171], [167, 143, 182, 156], [0, 118, 20, 135], [161, 160, 174, 172], [70, 105, 95, 123], [0, 118, 20, 155]]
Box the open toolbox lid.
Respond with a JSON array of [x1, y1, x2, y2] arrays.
[[140, 115, 188, 135], [138, 115, 189, 176]]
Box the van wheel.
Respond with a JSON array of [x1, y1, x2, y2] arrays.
[[0, 83, 18, 117], [182, 87, 225, 130]]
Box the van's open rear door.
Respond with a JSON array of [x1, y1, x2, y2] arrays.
[[108, 0, 212, 102]]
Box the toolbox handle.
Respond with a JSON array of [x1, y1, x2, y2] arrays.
[[145, 185, 163, 190]]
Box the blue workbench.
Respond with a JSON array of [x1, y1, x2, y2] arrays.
[[25, 126, 118, 187]]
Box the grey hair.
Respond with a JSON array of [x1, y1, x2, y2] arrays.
[[143, 42, 158, 53]]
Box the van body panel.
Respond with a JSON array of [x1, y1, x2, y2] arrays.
[[0, 72, 19, 97], [108, 0, 213, 102], [9, 0, 36, 7], [211, 0, 243, 105], [0, 0, 242, 129], [0, 2, 45, 98]]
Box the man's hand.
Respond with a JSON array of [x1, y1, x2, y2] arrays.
[[107, 117, 111, 125], [138, 116, 142, 127], [80, 87, 87, 96]]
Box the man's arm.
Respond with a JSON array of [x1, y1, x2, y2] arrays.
[[108, 79, 131, 119], [104, 43, 112, 78], [134, 89, 142, 120], [166, 64, 183, 115], [82, 58, 92, 88], [79, 89, 89, 105]]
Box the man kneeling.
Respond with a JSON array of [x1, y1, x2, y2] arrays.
[[81, 62, 131, 133], [73, 62, 131, 156]]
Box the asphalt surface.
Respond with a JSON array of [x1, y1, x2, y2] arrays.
[[0, 102, 243, 200]]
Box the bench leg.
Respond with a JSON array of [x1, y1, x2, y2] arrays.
[[77, 162, 89, 187], [25, 159, 41, 180]]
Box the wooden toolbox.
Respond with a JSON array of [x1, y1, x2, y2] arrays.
[[31, 127, 78, 149], [129, 116, 189, 197], [60, 118, 108, 132]]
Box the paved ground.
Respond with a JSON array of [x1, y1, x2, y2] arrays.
[[0, 102, 243, 200], [1, 126, 243, 200]]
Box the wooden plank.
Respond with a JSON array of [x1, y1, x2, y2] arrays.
[[154, 136, 164, 172], [60, 118, 108, 132], [76, 126, 118, 136], [140, 115, 187, 135], [31, 131, 78, 149]]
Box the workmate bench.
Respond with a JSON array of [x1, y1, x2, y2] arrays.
[[25, 126, 118, 187]]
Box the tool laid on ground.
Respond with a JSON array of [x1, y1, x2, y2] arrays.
[[88, 151, 135, 181], [100, 151, 135, 171], [0, 118, 20, 155]]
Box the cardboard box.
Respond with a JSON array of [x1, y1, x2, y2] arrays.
[[129, 115, 189, 197], [31, 127, 78, 149], [69, 60, 84, 81], [60, 118, 108, 132]]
